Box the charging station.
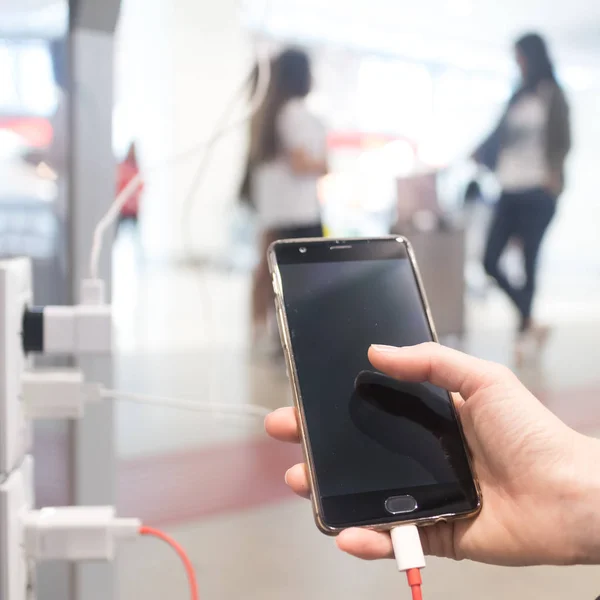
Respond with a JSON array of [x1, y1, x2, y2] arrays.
[[0, 259, 35, 600], [0, 258, 33, 478], [0, 260, 35, 600], [0, 457, 34, 600]]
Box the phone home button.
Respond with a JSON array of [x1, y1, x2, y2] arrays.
[[385, 495, 418, 515]]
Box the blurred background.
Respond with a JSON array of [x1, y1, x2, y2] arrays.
[[3, 0, 600, 598]]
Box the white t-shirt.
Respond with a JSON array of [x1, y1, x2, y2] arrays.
[[252, 99, 327, 229], [496, 91, 550, 192]]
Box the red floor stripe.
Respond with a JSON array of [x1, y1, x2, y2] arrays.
[[117, 437, 302, 526], [33, 384, 600, 527]]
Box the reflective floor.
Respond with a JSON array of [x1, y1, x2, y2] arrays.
[[106, 226, 600, 599], [35, 226, 600, 599]]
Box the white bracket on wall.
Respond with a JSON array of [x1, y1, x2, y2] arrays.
[[0, 259, 33, 479], [0, 456, 35, 600]]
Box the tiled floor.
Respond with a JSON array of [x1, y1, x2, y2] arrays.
[[39, 233, 600, 599], [119, 500, 600, 600]]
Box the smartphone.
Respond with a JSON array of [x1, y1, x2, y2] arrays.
[[269, 236, 480, 534]]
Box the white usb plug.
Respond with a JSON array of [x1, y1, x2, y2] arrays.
[[21, 370, 101, 420], [391, 525, 426, 572], [21, 279, 112, 356], [24, 506, 141, 562], [391, 525, 426, 599]]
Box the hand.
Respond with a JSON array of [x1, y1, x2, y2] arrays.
[[22, 150, 46, 168], [265, 343, 600, 567], [507, 236, 523, 251], [545, 171, 563, 197]]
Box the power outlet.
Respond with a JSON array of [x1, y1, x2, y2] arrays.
[[0, 259, 33, 477], [0, 456, 34, 600]]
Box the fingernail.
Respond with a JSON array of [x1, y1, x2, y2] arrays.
[[370, 344, 400, 353], [284, 468, 292, 485]]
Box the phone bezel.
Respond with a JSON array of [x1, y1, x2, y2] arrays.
[[268, 236, 481, 535]]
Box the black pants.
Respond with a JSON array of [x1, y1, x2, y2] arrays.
[[275, 223, 323, 240], [252, 222, 322, 327], [483, 188, 556, 332]]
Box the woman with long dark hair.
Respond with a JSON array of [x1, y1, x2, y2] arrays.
[[475, 33, 571, 359], [248, 47, 327, 351]]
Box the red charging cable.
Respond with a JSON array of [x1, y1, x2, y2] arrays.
[[391, 526, 425, 599], [406, 568, 423, 600], [140, 526, 199, 600], [140, 524, 424, 600]]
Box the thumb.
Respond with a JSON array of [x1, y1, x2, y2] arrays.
[[368, 343, 514, 401]]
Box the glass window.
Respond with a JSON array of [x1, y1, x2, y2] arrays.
[[0, 42, 20, 112], [0, 40, 56, 116], [428, 68, 511, 163], [18, 42, 57, 115], [357, 57, 433, 139]]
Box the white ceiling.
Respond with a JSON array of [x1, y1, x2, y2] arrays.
[[0, 0, 58, 9], [246, 0, 600, 67], [1, 0, 598, 63], [0, 0, 67, 37]]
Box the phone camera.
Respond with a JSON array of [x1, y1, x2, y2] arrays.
[[299, 247, 307, 254]]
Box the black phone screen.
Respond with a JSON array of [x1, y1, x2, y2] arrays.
[[275, 239, 479, 529]]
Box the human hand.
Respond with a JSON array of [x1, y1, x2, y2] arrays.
[[265, 343, 600, 567], [545, 171, 563, 197]]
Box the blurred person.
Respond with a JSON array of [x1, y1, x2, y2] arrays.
[[248, 48, 328, 352], [266, 343, 600, 568], [116, 143, 144, 266], [474, 33, 571, 359], [117, 143, 143, 230]]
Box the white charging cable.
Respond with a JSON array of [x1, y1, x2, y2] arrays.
[[175, 41, 272, 414], [21, 369, 270, 421], [180, 41, 272, 259], [89, 25, 272, 281], [100, 388, 270, 419], [391, 525, 426, 599], [179, 0, 273, 255]]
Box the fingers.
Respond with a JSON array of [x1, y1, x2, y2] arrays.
[[368, 343, 513, 401], [284, 463, 311, 499], [264, 409, 309, 498], [335, 526, 454, 562], [264, 407, 300, 443], [336, 528, 393, 560], [451, 391, 465, 410], [265, 409, 309, 498]]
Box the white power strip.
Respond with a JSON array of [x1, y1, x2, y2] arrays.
[[0, 456, 34, 600], [0, 259, 35, 600], [0, 259, 33, 477]]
